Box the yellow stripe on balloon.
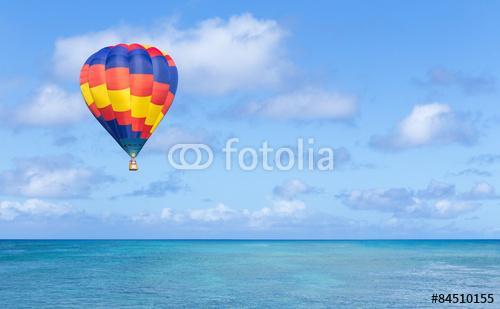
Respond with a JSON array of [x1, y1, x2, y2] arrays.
[[80, 83, 94, 106], [130, 95, 151, 118], [151, 112, 165, 133], [108, 88, 131, 112], [145, 104, 162, 126], [90, 84, 111, 108]]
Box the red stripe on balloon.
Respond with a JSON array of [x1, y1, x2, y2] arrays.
[[130, 74, 154, 96], [115, 110, 132, 125], [131, 117, 145, 132], [100, 105, 115, 121], [80, 64, 89, 85], [128, 43, 145, 51], [88, 64, 106, 87], [88, 103, 101, 117], [165, 55, 176, 67], [106, 67, 130, 90], [141, 125, 152, 138], [151, 82, 170, 105], [146, 47, 163, 58]]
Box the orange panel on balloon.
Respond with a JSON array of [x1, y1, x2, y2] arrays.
[[130, 74, 154, 96]]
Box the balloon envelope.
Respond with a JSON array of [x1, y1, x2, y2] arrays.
[[79, 43, 178, 159]]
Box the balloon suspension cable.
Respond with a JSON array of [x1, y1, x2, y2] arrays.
[[129, 154, 138, 171]]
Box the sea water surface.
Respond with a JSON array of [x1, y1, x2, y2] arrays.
[[0, 240, 499, 308]]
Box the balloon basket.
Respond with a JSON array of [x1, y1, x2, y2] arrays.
[[129, 159, 138, 171]]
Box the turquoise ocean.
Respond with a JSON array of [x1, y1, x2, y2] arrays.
[[0, 240, 499, 308]]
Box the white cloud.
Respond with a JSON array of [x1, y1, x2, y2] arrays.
[[0, 155, 115, 198], [245, 199, 306, 228], [0, 203, 490, 238], [0, 199, 72, 221], [188, 203, 235, 222], [338, 181, 486, 219], [428, 199, 478, 219], [54, 30, 123, 78], [150, 194, 307, 228], [398, 104, 451, 144], [160, 208, 173, 220], [471, 182, 495, 196], [160, 207, 184, 222], [12, 84, 87, 127], [462, 182, 498, 200], [240, 88, 357, 121], [271, 199, 306, 216], [54, 14, 289, 95], [19, 169, 91, 197], [370, 103, 478, 150], [238, 179, 315, 228], [273, 179, 321, 200]]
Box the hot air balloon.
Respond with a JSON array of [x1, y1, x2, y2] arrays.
[[79, 43, 178, 171]]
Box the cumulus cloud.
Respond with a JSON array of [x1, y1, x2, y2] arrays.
[[337, 180, 495, 219], [148, 191, 308, 229], [1, 194, 490, 238], [188, 203, 235, 222], [461, 182, 499, 200], [244, 199, 306, 228], [151, 180, 314, 228], [370, 103, 478, 150], [53, 14, 289, 95], [416, 67, 496, 95], [131, 204, 237, 224], [1, 204, 491, 238], [273, 179, 322, 200], [156, 199, 307, 228], [410, 200, 479, 219], [338, 188, 478, 219], [242, 179, 315, 228], [5, 84, 87, 127], [159, 208, 185, 223], [271, 199, 306, 216], [160, 208, 173, 220], [0, 155, 115, 198], [237, 88, 357, 121], [54, 30, 122, 78], [0, 199, 72, 221]]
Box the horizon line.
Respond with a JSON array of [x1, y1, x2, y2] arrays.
[[1, 238, 499, 241]]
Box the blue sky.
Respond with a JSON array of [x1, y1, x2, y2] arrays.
[[1, 0, 500, 238]]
